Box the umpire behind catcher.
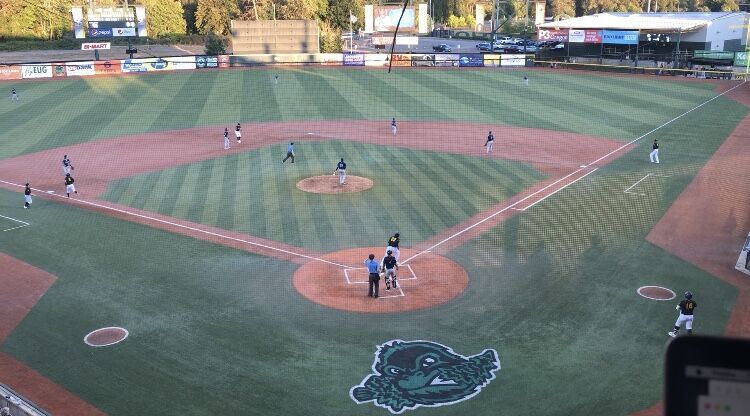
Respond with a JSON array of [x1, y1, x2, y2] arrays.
[[364, 254, 380, 298]]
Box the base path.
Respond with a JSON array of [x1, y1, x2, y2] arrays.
[[0, 253, 104, 416]]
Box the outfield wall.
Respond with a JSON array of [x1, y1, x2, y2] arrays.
[[1, 52, 746, 82]]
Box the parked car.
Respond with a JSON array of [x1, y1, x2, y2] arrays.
[[476, 42, 492, 52], [432, 44, 452, 52]]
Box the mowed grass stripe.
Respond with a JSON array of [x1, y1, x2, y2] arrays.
[[326, 70, 399, 119], [171, 166, 203, 220], [273, 71, 325, 120], [147, 72, 213, 132], [240, 70, 281, 122], [157, 166, 190, 215], [216, 155, 239, 230], [277, 154, 304, 245], [138, 169, 175, 212], [201, 158, 225, 226], [354, 69, 448, 120], [304, 72, 366, 121], [116, 173, 152, 208]]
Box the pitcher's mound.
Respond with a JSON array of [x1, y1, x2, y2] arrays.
[[297, 175, 373, 194]]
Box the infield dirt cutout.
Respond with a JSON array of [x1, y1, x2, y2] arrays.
[[293, 247, 468, 313], [297, 175, 373, 194]]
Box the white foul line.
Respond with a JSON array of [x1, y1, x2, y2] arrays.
[[0, 214, 30, 232], [0, 179, 350, 269], [515, 168, 598, 211], [624, 174, 652, 195], [403, 80, 747, 264]]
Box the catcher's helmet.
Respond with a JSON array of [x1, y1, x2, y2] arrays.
[[684, 291, 693, 299], [387, 250, 392, 255], [395, 232, 400, 237]]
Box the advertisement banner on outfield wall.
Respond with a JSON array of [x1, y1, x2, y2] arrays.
[[0, 65, 22, 80], [602, 30, 639, 45], [364, 54, 388, 67], [320, 53, 342, 65], [501, 54, 526, 66], [410, 54, 435, 66], [22, 64, 52, 79], [483, 54, 501, 67], [390, 54, 412, 66], [196, 56, 219, 68], [218, 55, 230, 68], [458, 54, 484, 67], [66, 61, 96, 76], [434, 54, 459, 67], [95, 60, 121, 75], [170, 56, 197, 70], [537, 29, 568, 42], [584, 30, 602, 43], [122, 58, 173, 73], [52, 63, 67, 78], [343, 53, 366, 66]]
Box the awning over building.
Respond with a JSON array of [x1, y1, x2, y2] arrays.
[[537, 12, 745, 32]]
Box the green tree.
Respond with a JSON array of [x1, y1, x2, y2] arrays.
[[318, 19, 341, 52], [195, 0, 240, 35], [138, 0, 186, 37], [181, 0, 198, 33], [326, 0, 362, 31], [280, 0, 327, 20], [550, 0, 576, 18], [0, 0, 73, 39]]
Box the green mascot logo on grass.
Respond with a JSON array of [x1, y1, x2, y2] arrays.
[[350, 340, 501, 414]]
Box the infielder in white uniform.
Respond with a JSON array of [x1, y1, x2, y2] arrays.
[[391, 118, 397, 136], [484, 131, 494, 154], [62, 155, 73, 175], [235, 123, 242, 144], [649, 139, 659, 163], [24, 183, 32, 208], [223, 128, 230, 150], [334, 158, 346, 185]]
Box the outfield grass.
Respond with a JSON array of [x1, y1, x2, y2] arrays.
[[0, 69, 746, 416]]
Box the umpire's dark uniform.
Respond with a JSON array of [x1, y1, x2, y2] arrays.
[[364, 255, 380, 298]]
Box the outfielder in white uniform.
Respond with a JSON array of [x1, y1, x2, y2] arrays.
[[334, 158, 346, 186], [669, 291, 696, 337], [11, 88, 19, 101], [235, 123, 242, 144], [391, 118, 397, 136]]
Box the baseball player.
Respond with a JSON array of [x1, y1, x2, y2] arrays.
[[274, 74, 279, 85], [235, 123, 242, 144], [384, 232, 401, 262], [10, 88, 18, 101], [64, 173, 77, 198], [23, 183, 32, 209], [62, 155, 73, 175], [668, 291, 697, 337], [523, 75, 529, 86], [484, 131, 494, 154], [649, 139, 659, 163], [391, 117, 397, 136], [223, 128, 230, 150], [334, 158, 346, 185], [382, 250, 399, 290], [282, 142, 295, 163]]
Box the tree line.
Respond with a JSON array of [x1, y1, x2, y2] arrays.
[[0, 0, 740, 43]]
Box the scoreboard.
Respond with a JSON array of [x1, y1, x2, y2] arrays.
[[72, 6, 147, 39]]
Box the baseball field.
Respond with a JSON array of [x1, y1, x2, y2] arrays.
[[0, 66, 749, 415]]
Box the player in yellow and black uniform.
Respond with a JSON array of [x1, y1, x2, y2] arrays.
[[383, 233, 400, 262], [65, 173, 77, 198], [669, 291, 697, 337]]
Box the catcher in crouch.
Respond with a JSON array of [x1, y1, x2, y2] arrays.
[[382, 250, 399, 290]]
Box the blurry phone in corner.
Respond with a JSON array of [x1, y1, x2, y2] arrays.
[[665, 335, 750, 416]]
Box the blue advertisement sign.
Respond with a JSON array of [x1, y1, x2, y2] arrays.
[[342, 54, 365, 66], [458, 54, 484, 67], [121, 60, 148, 73], [88, 28, 113, 38], [601, 30, 639, 45]]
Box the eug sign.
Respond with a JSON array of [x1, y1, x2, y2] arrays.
[[21, 65, 52, 79]]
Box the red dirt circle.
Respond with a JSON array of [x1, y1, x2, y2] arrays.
[[83, 327, 129, 347], [293, 247, 469, 313], [296, 175, 373, 194], [637, 286, 676, 301]]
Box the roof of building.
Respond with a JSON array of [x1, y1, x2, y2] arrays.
[[537, 12, 747, 32]]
